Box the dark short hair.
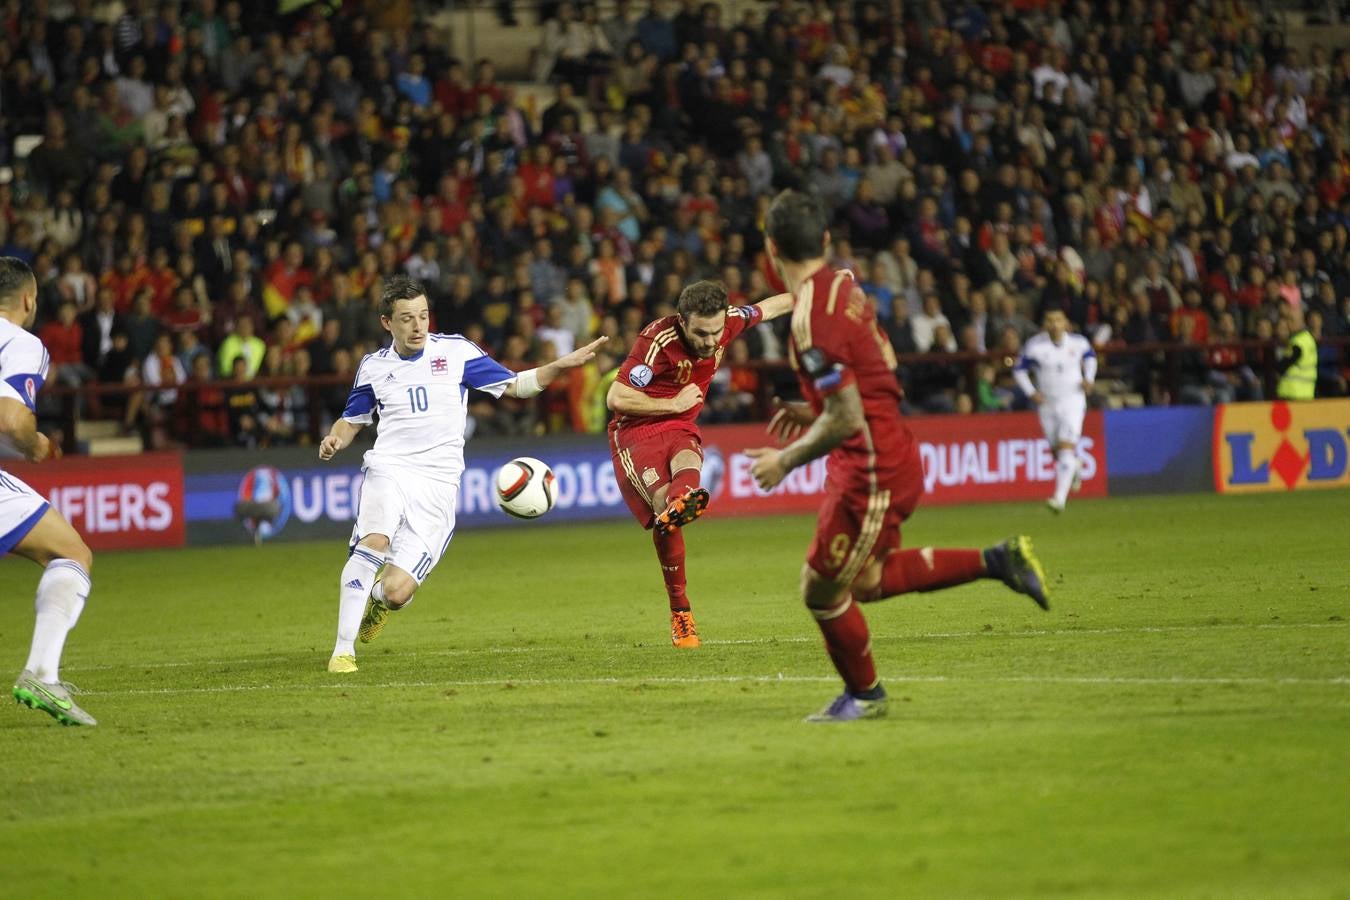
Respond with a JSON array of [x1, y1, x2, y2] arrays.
[[765, 190, 828, 263], [381, 275, 426, 318], [676, 280, 728, 320], [0, 257, 35, 308]]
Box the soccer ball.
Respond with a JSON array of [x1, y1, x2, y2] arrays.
[[495, 457, 558, 519]]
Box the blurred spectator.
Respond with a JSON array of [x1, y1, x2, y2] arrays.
[[218, 316, 266, 379], [40, 301, 94, 388], [911, 294, 952, 354], [143, 332, 187, 407], [537, 301, 577, 357], [225, 357, 263, 448], [176, 353, 231, 448], [1307, 309, 1346, 397]]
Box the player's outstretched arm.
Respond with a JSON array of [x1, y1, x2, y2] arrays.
[[0, 397, 51, 462], [506, 336, 609, 399], [319, 419, 363, 461], [753, 292, 795, 321], [747, 384, 864, 490]]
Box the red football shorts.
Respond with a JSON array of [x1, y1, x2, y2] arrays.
[[807, 452, 924, 583], [609, 426, 703, 528]]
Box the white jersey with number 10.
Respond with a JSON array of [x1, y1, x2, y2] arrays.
[[341, 333, 516, 483]]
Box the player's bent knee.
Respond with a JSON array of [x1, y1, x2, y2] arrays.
[[851, 558, 883, 600], [670, 449, 702, 473], [800, 563, 848, 610], [66, 540, 93, 572], [19, 510, 93, 570], [382, 571, 417, 607]]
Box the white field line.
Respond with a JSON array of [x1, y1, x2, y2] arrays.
[[85, 672, 1350, 697], [73, 621, 1347, 673]]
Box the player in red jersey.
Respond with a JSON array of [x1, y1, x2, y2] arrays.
[[747, 190, 1051, 722], [607, 280, 792, 648]]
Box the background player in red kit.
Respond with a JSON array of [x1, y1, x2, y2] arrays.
[[748, 190, 1052, 722], [607, 280, 792, 648]]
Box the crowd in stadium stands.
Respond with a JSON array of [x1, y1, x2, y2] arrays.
[[4, 0, 1349, 450]]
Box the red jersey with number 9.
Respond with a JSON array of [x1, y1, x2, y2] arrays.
[[610, 305, 763, 443], [788, 265, 917, 491]]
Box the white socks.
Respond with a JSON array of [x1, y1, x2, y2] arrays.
[[334, 547, 383, 657], [24, 560, 91, 683], [1053, 448, 1079, 506]]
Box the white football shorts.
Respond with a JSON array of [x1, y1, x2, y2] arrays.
[[1037, 394, 1087, 447], [349, 467, 458, 585], [0, 468, 50, 557]]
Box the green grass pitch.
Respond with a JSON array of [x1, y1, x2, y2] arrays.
[[1, 491, 1347, 898]]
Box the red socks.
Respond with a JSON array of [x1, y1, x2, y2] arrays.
[[812, 598, 878, 694], [652, 468, 702, 612], [809, 549, 985, 696], [666, 466, 700, 504], [858, 548, 986, 601], [653, 528, 689, 611]]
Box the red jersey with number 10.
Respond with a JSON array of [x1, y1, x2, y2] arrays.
[[610, 305, 763, 442], [788, 266, 916, 491]]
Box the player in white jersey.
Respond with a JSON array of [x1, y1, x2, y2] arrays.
[[0, 258, 97, 726], [1013, 307, 1097, 513], [318, 275, 604, 673]]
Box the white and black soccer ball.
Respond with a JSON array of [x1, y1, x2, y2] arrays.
[[495, 457, 558, 519]]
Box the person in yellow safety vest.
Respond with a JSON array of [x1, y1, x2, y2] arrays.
[[1276, 305, 1317, 401]]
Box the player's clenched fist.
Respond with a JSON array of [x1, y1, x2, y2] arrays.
[[670, 383, 703, 413], [745, 447, 788, 490], [26, 431, 52, 463], [318, 434, 342, 461]]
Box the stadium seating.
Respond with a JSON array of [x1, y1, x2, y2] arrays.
[[3, 0, 1346, 454]]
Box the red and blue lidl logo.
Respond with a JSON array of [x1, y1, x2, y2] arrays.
[[1215, 399, 1350, 493]]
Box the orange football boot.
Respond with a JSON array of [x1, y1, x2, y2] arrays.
[[670, 610, 701, 649], [654, 487, 710, 536]]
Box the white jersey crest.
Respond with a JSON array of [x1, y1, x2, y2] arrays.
[[342, 333, 515, 481]]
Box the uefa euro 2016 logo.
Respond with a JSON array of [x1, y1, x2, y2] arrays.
[[234, 466, 293, 541]]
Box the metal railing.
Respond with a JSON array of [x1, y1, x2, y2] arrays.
[[35, 336, 1349, 455]]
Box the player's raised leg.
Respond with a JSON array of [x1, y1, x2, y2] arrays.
[[353, 475, 456, 662], [651, 446, 708, 646], [853, 537, 1050, 611], [10, 505, 97, 727], [362, 559, 418, 638], [611, 436, 703, 648], [649, 482, 699, 648], [653, 447, 710, 536]]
